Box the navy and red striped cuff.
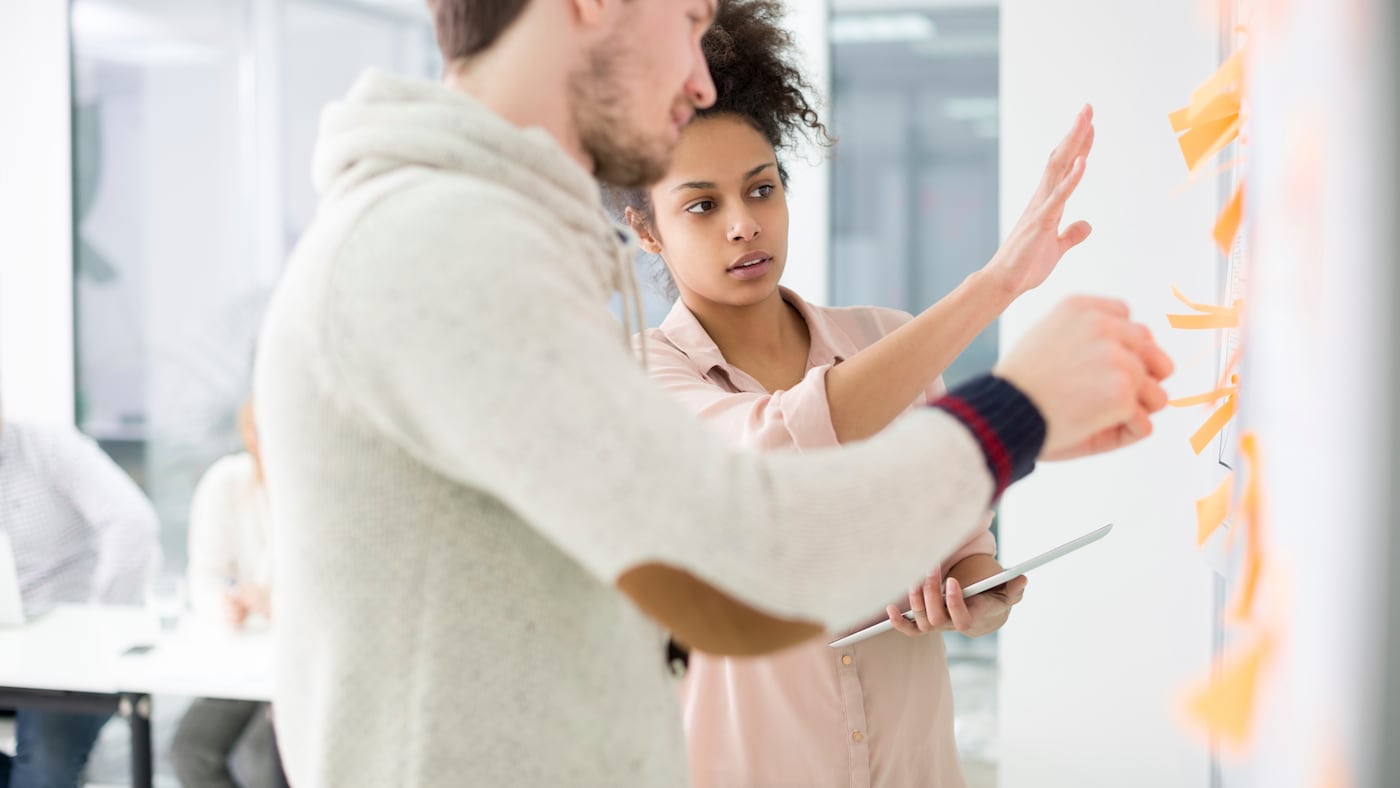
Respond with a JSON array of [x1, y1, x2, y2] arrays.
[[932, 375, 1046, 501]]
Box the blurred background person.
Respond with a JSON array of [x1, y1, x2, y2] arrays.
[[170, 399, 286, 788], [0, 398, 159, 787]]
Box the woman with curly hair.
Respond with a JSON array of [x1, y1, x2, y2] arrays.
[[609, 1, 1097, 785]]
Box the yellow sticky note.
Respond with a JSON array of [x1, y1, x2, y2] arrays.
[[1190, 395, 1237, 455], [1215, 183, 1244, 255], [1169, 311, 1240, 330], [1183, 631, 1273, 751], [1178, 115, 1240, 171], [1189, 48, 1245, 116], [1196, 474, 1233, 546]]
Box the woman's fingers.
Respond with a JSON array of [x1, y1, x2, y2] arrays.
[[1003, 575, 1029, 605], [906, 582, 934, 633], [1033, 105, 1095, 207], [1040, 156, 1088, 227], [922, 573, 950, 631], [945, 578, 974, 632], [887, 604, 921, 636]]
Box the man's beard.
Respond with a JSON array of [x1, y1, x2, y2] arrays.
[[569, 37, 674, 188]]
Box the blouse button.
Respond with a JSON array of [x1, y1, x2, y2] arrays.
[[841, 655, 853, 666]]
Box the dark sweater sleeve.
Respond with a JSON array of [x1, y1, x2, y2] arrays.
[[931, 375, 1047, 501]]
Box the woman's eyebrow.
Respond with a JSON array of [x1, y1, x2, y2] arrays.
[[671, 162, 776, 193]]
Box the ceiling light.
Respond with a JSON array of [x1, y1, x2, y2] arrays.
[[830, 13, 937, 45]]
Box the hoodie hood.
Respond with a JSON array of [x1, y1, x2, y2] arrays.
[[309, 70, 649, 365], [313, 70, 619, 248]]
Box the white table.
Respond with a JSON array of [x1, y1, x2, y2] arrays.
[[0, 605, 273, 787]]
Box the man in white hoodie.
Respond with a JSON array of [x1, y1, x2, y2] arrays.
[[253, 1, 1173, 785]]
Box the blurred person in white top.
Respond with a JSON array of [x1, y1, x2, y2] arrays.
[[171, 400, 287, 788], [0, 397, 158, 787]]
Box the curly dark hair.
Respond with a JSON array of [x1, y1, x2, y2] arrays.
[[603, 0, 832, 232], [697, 0, 831, 157]]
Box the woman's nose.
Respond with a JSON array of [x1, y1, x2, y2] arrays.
[[728, 212, 761, 242]]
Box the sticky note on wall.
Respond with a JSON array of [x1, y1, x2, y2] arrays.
[[1190, 396, 1237, 455], [1215, 183, 1244, 255], [1196, 474, 1233, 546], [1178, 115, 1242, 172], [1228, 432, 1265, 622], [1183, 631, 1273, 752], [1169, 310, 1240, 330], [1189, 49, 1245, 116]]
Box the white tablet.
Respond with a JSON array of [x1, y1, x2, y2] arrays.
[[828, 523, 1113, 648]]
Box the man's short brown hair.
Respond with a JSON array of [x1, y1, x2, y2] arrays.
[[428, 0, 532, 62]]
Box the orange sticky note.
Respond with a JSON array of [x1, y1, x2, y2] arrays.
[[1170, 91, 1241, 133], [1168, 105, 1192, 133], [1231, 542, 1265, 623], [1176, 112, 1243, 169], [1217, 349, 1242, 390], [1183, 631, 1273, 751], [1169, 311, 1240, 330], [1189, 49, 1245, 116], [1172, 285, 1235, 315], [1229, 433, 1265, 622], [1170, 385, 1239, 408], [1190, 395, 1237, 454], [1177, 115, 1240, 171], [1196, 474, 1234, 546], [1215, 183, 1244, 255]]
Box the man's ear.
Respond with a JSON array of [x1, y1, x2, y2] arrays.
[[625, 206, 664, 255]]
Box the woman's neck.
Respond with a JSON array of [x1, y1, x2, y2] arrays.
[[686, 288, 811, 384]]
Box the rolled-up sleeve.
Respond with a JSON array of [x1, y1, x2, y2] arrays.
[[642, 337, 841, 451]]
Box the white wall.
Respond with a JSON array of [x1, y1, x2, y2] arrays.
[[781, 0, 831, 305], [1243, 0, 1397, 784], [998, 2, 1223, 786], [0, 3, 75, 426]]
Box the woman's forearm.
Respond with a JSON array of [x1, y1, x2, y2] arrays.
[[825, 269, 1015, 442]]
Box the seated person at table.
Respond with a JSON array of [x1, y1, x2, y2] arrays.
[[171, 399, 287, 788], [0, 398, 159, 788]]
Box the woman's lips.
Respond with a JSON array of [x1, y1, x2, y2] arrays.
[[727, 254, 773, 281]]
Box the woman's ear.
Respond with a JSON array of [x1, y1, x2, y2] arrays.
[[625, 206, 664, 256]]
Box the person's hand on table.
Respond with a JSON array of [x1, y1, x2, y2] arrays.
[[223, 582, 271, 629]]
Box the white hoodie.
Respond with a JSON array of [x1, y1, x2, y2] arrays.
[[255, 71, 997, 787]]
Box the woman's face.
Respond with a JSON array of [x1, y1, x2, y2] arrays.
[[642, 114, 789, 310]]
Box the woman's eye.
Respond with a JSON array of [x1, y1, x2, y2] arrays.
[[685, 200, 715, 215], [750, 184, 774, 198]]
